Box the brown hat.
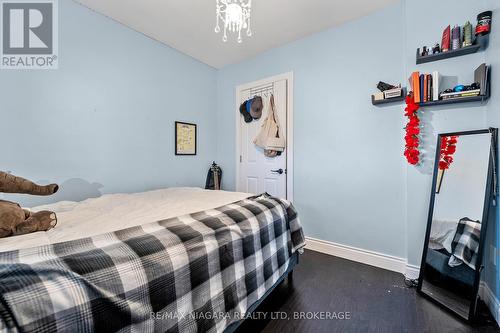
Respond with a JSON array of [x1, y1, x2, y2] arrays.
[[249, 96, 263, 120]]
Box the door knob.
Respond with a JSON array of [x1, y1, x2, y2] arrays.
[[271, 169, 284, 175]]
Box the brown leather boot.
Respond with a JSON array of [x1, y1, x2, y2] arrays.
[[0, 200, 27, 238], [0, 171, 58, 196], [14, 211, 58, 236]]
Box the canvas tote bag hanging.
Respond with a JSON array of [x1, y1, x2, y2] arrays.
[[254, 94, 286, 152]]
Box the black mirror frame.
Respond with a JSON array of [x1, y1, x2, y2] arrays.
[[417, 128, 498, 323]]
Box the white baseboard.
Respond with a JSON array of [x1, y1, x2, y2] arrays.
[[404, 264, 420, 280], [305, 237, 499, 325], [305, 237, 419, 279], [479, 281, 500, 325]]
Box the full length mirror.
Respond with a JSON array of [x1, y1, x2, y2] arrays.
[[418, 129, 497, 322]]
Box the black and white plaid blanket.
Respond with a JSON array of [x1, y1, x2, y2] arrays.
[[449, 217, 481, 270], [0, 194, 305, 333]]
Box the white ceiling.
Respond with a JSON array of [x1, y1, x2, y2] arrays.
[[75, 0, 398, 69]]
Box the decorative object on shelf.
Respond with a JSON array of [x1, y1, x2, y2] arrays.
[[384, 87, 403, 99], [215, 0, 252, 43], [416, 43, 483, 64], [442, 25, 451, 52], [421, 46, 429, 57], [451, 25, 461, 50], [371, 87, 407, 106], [432, 43, 441, 54], [404, 94, 421, 165], [175, 121, 197, 155], [371, 82, 405, 105], [377, 81, 396, 92], [377, 81, 403, 98], [410, 64, 489, 105], [476, 11, 492, 36], [372, 91, 384, 101], [467, 82, 480, 91], [463, 21, 473, 47], [417, 11, 492, 64], [437, 64, 488, 101]]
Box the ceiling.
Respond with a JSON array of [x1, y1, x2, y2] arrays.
[[75, 0, 398, 69]]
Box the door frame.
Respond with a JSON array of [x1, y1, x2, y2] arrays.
[[235, 71, 294, 202]]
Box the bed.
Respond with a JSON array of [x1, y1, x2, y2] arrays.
[[426, 217, 481, 288], [0, 188, 305, 333]]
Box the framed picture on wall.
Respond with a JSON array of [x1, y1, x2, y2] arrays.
[[175, 121, 197, 155]]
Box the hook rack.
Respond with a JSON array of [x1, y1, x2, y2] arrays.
[[249, 83, 274, 98]]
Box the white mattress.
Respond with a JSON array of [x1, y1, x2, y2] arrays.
[[0, 187, 251, 253]]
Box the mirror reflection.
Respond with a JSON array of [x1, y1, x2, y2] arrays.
[[420, 131, 492, 320]]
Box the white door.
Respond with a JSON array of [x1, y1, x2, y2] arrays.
[[238, 78, 288, 198]]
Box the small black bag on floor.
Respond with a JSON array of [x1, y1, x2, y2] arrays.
[[205, 162, 222, 190]]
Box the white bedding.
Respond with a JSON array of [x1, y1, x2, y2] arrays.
[[429, 218, 458, 253], [0, 187, 251, 253]]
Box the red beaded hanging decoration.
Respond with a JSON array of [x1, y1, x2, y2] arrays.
[[439, 136, 458, 170], [404, 95, 421, 165]]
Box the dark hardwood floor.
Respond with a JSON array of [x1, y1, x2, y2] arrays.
[[235, 250, 499, 333]]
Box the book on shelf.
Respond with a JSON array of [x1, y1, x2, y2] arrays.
[[423, 75, 428, 103], [408, 64, 489, 104], [409, 72, 420, 103], [419, 74, 425, 103], [427, 74, 432, 102], [440, 89, 481, 100], [440, 89, 480, 97], [409, 71, 436, 103], [441, 95, 480, 101], [432, 71, 441, 102], [474, 63, 488, 95]]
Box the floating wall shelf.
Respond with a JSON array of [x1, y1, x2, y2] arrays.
[[418, 66, 490, 107], [416, 35, 489, 65], [372, 88, 407, 106]]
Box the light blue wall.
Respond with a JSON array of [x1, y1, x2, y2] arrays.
[[216, 0, 494, 275], [217, 3, 408, 258], [403, 0, 489, 266], [1, 0, 498, 312], [0, 0, 218, 207]]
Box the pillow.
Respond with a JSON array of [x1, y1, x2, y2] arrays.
[[450, 217, 481, 270]]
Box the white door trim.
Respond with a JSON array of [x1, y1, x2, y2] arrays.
[[235, 71, 294, 202]]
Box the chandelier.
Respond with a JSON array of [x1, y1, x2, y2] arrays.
[[215, 0, 252, 43]]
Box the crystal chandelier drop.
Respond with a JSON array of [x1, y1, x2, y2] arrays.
[[215, 0, 252, 43]]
